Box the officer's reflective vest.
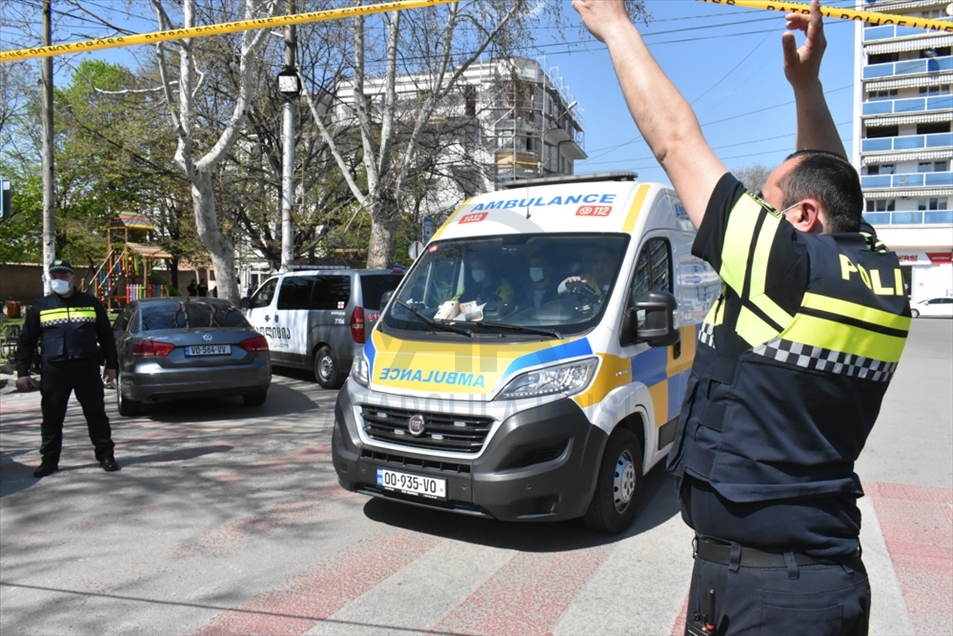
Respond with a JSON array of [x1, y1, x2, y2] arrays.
[[668, 223, 911, 503]]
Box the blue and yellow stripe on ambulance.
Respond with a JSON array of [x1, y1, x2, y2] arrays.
[[365, 331, 594, 396], [428, 199, 473, 243]]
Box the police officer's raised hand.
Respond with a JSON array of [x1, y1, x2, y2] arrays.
[[782, 0, 826, 91], [573, 0, 635, 44], [16, 376, 37, 392]]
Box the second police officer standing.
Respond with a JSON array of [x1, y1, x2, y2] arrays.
[[573, 0, 910, 634], [15, 259, 121, 478]]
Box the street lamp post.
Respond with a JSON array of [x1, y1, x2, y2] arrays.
[[276, 59, 299, 273]]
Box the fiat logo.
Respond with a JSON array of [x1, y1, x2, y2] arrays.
[[408, 414, 426, 437], [203, 334, 213, 342]]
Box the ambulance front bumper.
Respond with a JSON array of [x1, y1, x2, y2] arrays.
[[331, 381, 608, 522]]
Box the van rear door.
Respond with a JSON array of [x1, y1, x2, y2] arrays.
[[359, 274, 404, 339]]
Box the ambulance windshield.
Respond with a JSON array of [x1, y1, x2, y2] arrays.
[[382, 233, 630, 337]]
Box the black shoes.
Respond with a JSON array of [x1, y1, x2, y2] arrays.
[[33, 462, 59, 478], [99, 456, 120, 472]]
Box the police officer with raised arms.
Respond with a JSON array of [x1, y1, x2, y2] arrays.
[[16, 259, 121, 477], [573, 0, 910, 633]]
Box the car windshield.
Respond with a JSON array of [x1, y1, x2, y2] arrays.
[[140, 301, 250, 331], [382, 233, 630, 338]]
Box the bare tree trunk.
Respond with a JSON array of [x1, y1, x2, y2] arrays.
[[192, 172, 238, 301], [366, 191, 399, 268]]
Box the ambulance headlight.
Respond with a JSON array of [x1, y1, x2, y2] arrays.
[[497, 358, 598, 400], [350, 354, 370, 387]]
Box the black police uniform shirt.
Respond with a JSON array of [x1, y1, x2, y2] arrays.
[[15, 288, 118, 376], [667, 173, 911, 558]]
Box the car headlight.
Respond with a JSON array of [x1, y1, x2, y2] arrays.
[[351, 354, 370, 387], [497, 358, 598, 400]]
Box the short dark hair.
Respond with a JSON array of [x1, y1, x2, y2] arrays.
[[779, 150, 863, 234]]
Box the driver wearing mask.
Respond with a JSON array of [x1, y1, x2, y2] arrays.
[[558, 251, 616, 298]]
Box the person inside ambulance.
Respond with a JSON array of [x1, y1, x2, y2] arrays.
[[458, 253, 515, 306], [557, 250, 616, 299], [526, 251, 560, 308]]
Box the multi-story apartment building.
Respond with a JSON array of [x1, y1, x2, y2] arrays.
[[853, 0, 953, 300], [335, 57, 586, 219]]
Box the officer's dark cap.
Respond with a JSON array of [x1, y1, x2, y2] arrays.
[[49, 259, 74, 274]]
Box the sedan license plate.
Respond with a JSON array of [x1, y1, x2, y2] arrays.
[[185, 344, 231, 356], [376, 468, 446, 500]]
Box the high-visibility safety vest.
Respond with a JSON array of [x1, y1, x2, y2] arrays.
[[667, 186, 911, 503], [15, 290, 118, 374]]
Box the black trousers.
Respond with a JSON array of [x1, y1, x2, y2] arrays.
[[39, 358, 114, 463], [686, 547, 870, 636]]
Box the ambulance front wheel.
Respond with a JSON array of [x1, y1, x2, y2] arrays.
[[583, 428, 643, 534], [314, 345, 344, 389]]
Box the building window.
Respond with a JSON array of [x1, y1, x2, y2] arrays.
[[866, 200, 896, 213], [868, 89, 898, 101], [867, 164, 895, 175], [917, 121, 951, 135], [919, 84, 951, 96], [919, 47, 951, 58], [918, 198, 948, 211], [866, 125, 898, 139], [918, 161, 949, 172], [869, 52, 899, 65]]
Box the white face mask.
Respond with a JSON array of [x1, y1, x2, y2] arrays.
[[50, 279, 71, 295], [529, 267, 545, 283], [471, 269, 486, 283]]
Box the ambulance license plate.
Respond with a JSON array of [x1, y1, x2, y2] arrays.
[[185, 344, 231, 356], [376, 468, 446, 500]]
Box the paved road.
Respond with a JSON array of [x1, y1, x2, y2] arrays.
[[1, 320, 950, 635]]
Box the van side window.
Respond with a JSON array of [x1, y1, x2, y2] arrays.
[[630, 238, 672, 304], [277, 276, 316, 310], [312, 275, 351, 310], [249, 278, 278, 309]]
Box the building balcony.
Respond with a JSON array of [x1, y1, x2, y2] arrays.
[[862, 95, 953, 116], [863, 55, 952, 80], [864, 210, 953, 226], [862, 132, 953, 152], [862, 171, 953, 189], [863, 22, 953, 43]]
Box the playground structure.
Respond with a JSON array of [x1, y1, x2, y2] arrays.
[[86, 212, 172, 311]]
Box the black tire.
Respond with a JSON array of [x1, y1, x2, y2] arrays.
[[910, 308, 919, 318], [314, 345, 343, 389], [242, 390, 267, 406], [116, 372, 141, 417], [583, 428, 643, 534]]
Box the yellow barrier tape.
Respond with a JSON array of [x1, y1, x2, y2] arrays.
[[696, 0, 953, 33], [0, 0, 457, 63]]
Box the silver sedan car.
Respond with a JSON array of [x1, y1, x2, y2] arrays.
[[113, 297, 271, 416]]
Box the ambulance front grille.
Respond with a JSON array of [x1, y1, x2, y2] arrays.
[[361, 405, 493, 453]]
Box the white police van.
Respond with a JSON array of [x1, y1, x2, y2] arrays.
[[331, 173, 720, 532], [245, 269, 403, 388]]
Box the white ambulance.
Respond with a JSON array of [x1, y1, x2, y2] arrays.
[[331, 172, 720, 532]]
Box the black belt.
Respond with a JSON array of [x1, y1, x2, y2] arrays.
[[694, 537, 819, 568]]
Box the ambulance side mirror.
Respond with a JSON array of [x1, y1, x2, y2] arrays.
[[380, 290, 394, 309], [623, 290, 680, 347]]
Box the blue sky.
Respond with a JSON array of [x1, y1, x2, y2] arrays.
[[547, 0, 858, 185], [16, 0, 858, 188]]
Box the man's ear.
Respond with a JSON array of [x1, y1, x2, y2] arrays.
[[786, 199, 824, 234]]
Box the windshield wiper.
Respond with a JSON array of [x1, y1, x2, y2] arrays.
[[394, 300, 474, 338], [471, 321, 561, 339]]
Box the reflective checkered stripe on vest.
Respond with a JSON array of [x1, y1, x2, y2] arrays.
[[671, 199, 910, 503], [39, 307, 97, 326]]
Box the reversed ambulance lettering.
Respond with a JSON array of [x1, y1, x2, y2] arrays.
[[378, 367, 486, 388]]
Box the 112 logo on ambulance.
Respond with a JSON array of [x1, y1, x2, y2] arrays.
[[576, 205, 612, 217]]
